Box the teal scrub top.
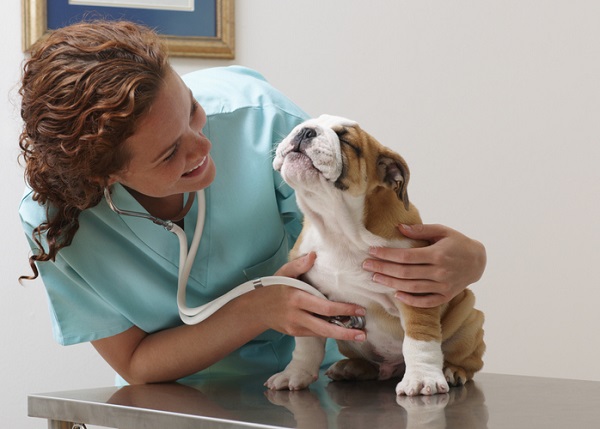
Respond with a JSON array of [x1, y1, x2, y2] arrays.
[[19, 66, 342, 383]]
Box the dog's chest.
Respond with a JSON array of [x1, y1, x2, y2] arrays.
[[296, 224, 413, 368], [302, 239, 407, 367], [298, 233, 388, 305], [297, 226, 407, 311]]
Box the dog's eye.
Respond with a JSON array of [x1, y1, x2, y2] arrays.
[[339, 137, 362, 157]]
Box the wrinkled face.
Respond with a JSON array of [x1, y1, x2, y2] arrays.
[[273, 115, 410, 207]]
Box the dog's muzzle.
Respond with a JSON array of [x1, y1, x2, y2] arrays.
[[274, 115, 358, 182]]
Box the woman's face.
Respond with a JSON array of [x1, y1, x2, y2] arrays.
[[110, 68, 216, 198]]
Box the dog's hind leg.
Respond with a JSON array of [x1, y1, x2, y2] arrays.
[[396, 304, 449, 396], [326, 357, 379, 381], [441, 290, 486, 386], [443, 333, 485, 386], [325, 340, 379, 381]]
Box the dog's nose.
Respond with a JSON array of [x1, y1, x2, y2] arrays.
[[292, 127, 317, 152], [298, 127, 317, 141]]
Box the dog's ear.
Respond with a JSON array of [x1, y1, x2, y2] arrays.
[[377, 151, 410, 210]]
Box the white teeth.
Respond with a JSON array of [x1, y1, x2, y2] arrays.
[[185, 156, 207, 174]]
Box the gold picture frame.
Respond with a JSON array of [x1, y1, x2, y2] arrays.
[[22, 0, 235, 58]]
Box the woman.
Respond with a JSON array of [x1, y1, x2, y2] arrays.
[[19, 21, 486, 385]]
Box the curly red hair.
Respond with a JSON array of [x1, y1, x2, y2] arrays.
[[19, 20, 169, 280]]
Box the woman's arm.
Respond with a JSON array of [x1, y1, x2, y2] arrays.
[[92, 253, 366, 384], [362, 224, 487, 308]]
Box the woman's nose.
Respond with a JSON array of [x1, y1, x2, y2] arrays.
[[184, 128, 211, 152]]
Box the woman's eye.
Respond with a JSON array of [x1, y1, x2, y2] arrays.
[[164, 144, 179, 162]]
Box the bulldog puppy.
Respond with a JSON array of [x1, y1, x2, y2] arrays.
[[270, 115, 485, 396]]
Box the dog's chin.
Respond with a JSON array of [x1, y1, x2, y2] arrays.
[[280, 153, 324, 186]]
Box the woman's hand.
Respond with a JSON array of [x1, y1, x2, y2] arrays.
[[255, 252, 366, 342], [362, 224, 486, 308], [92, 253, 366, 385]]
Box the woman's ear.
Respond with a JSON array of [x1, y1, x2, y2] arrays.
[[106, 175, 119, 186], [91, 175, 119, 188]]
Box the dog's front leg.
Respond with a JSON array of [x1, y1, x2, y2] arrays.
[[265, 336, 326, 390], [396, 304, 449, 396]]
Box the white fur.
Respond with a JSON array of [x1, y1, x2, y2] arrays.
[[273, 116, 347, 183], [265, 337, 326, 390], [312, 114, 358, 129], [396, 337, 448, 396]]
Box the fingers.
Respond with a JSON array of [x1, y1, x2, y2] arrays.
[[398, 223, 451, 241], [303, 293, 366, 319], [363, 245, 455, 309], [367, 245, 432, 265], [275, 252, 316, 278], [364, 224, 459, 308], [298, 310, 366, 342], [372, 273, 452, 304], [257, 285, 366, 342], [368, 269, 446, 294], [363, 257, 441, 281], [300, 295, 366, 341]]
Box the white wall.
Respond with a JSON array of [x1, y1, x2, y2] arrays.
[[2, 1, 599, 427]]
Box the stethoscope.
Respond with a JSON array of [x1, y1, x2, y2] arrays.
[[103, 187, 365, 329]]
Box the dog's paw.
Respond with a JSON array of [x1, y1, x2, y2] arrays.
[[325, 358, 379, 381], [396, 368, 449, 396], [443, 365, 469, 386], [265, 368, 317, 391]]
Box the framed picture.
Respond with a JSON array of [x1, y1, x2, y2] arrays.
[[22, 0, 235, 58]]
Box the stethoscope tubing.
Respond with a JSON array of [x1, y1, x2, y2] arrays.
[[172, 192, 330, 324], [104, 187, 366, 329]]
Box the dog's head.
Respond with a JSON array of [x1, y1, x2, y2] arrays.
[[273, 115, 411, 210]]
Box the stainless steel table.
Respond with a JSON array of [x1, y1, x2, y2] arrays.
[[28, 372, 600, 428]]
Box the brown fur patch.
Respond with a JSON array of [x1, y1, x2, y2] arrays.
[[335, 127, 425, 239], [335, 124, 485, 383], [441, 290, 485, 377], [398, 303, 444, 342]]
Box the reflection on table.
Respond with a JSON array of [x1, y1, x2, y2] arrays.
[[29, 372, 600, 428]]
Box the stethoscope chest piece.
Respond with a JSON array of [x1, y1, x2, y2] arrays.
[[326, 315, 366, 330]]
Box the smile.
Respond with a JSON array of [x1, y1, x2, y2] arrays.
[[183, 156, 207, 176]]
